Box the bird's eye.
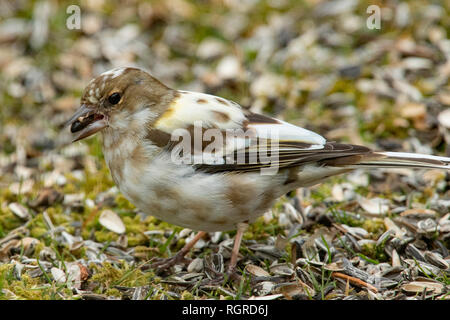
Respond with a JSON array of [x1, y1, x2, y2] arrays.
[[108, 92, 121, 105]]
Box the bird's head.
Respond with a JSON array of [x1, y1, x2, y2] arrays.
[[66, 67, 172, 142]]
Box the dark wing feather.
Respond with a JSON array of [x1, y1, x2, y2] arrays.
[[195, 141, 374, 173]]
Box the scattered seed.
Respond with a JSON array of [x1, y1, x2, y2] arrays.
[[99, 210, 126, 234]]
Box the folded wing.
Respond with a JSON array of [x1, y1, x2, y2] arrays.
[[152, 91, 381, 172]]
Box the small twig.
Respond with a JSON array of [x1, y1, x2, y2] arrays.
[[331, 272, 378, 293]]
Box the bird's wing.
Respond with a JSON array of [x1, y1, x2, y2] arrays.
[[152, 90, 373, 172], [154, 90, 324, 143]]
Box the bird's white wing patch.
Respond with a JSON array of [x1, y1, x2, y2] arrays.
[[155, 90, 326, 146], [155, 91, 247, 132], [247, 119, 326, 146], [154, 90, 328, 167]]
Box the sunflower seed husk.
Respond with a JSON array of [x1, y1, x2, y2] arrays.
[[98, 209, 125, 234], [438, 109, 450, 128], [252, 281, 276, 296], [417, 218, 438, 234], [403, 259, 441, 276], [400, 208, 437, 219], [132, 287, 143, 300], [405, 244, 426, 261], [376, 229, 395, 248], [341, 225, 368, 238], [245, 264, 270, 277], [9, 180, 34, 195], [391, 249, 402, 267], [39, 247, 57, 261], [402, 281, 443, 295], [424, 251, 449, 269], [248, 244, 284, 260], [66, 263, 82, 289], [324, 261, 344, 272], [187, 258, 204, 273], [433, 240, 449, 257], [390, 236, 414, 253], [270, 263, 294, 277], [384, 217, 405, 237], [12, 237, 40, 257], [358, 197, 389, 215], [344, 233, 362, 251], [51, 267, 66, 284], [295, 258, 324, 268], [248, 293, 283, 300], [368, 276, 398, 289], [204, 253, 224, 279], [180, 272, 204, 281], [116, 234, 128, 249], [275, 281, 315, 300], [341, 258, 369, 281], [284, 202, 304, 225], [8, 203, 31, 220]]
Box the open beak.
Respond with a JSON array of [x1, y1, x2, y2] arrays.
[[65, 104, 108, 142]]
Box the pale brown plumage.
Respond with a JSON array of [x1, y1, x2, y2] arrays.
[[66, 67, 450, 275]]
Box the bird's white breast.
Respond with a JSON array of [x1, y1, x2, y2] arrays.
[[102, 132, 289, 231]]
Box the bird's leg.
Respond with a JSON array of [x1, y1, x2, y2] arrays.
[[223, 222, 248, 283], [200, 222, 248, 286], [151, 231, 207, 271], [228, 222, 248, 273]]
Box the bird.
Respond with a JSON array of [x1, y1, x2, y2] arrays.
[[65, 67, 450, 277]]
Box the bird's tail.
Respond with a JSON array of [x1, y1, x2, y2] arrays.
[[356, 151, 450, 170]]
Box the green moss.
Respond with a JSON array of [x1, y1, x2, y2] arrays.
[[133, 246, 156, 260], [30, 227, 48, 239], [94, 230, 118, 243], [362, 219, 386, 239], [46, 207, 70, 226], [89, 261, 154, 292], [69, 246, 86, 260], [127, 235, 148, 247], [310, 183, 332, 202], [243, 231, 254, 240], [0, 264, 57, 300], [115, 194, 135, 210], [105, 288, 121, 297], [28, 214, 50, 239], [361, 242, 388, 263], [83, 166, 114, 197], [330, 209, 363, 228], [181, 291, 195, 300], [123, 216, 147, 234], [246, 216, 282, 240], [90, 262, 123, 287], [32, 242, 46, 259], [0, 206, 23, 233], [361, 242, 376, 257]]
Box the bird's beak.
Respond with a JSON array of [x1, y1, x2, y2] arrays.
[[65, 104, 108, 142]]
